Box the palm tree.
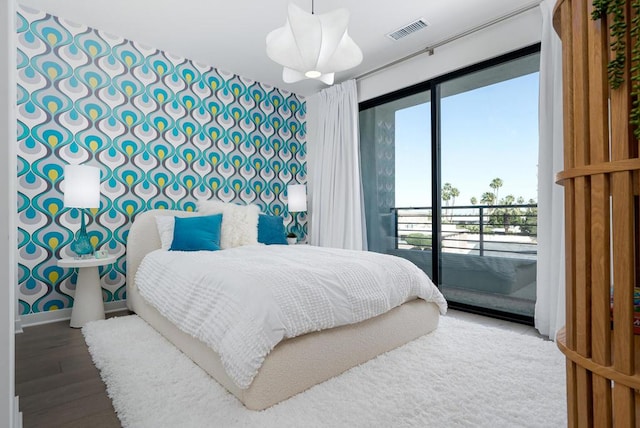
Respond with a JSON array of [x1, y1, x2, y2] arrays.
[[450, 187, 460, 221], [451, 187, 460, 206], [441, 183, 452, 222], [442, 183, 453, 205], [479, 192, 496, 234], [470, 196, 478, 205], [497, 195, 517, 232], [489, 177, 503, 202], [480, 192, 496, 205]]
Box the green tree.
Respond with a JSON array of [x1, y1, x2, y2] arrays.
[[441, 183, 453, 222], [490, 194, 519, 233], [480, 192, 496, 205], [404, 233, 432, 249], [442, 183, 453, 205], [451, 187, 460, 207], [520, 199, 538, 236], [490, 177, 503, 202], [470, 180, 538, 236], [470, 196, 478, 205]]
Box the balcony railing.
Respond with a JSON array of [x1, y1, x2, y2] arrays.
[[392, 204, 538, 259]]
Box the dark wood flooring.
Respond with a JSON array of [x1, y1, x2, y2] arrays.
[[15, 312, 129, 428]]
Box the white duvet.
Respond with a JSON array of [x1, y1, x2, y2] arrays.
[[135, 245, 447, 389]]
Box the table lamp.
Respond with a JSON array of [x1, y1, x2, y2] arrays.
[[64, 164, 100, 257], [287, 184, 307, 242]]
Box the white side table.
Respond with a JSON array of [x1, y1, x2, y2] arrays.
[[58, 255, 117, 328]]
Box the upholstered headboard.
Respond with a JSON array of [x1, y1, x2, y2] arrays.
[[126, 209, 196, 312]]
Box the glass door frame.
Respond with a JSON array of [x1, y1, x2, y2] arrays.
[[359, 43, 541, 324]]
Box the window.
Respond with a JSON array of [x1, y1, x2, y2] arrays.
[[359, 45, 540, 321]]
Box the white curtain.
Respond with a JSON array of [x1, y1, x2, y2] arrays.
[[308, 79, 367, 250], [535, 0, 565, 340]]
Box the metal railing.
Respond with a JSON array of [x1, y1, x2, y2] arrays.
[[392, 204, 538, 259]]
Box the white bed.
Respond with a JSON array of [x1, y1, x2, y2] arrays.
[[126, 209, 445, 410]]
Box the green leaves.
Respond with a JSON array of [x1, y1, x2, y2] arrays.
[[630, 0, 640, 138], [592, 0, 610, 20], [592, 0, 640, 139]]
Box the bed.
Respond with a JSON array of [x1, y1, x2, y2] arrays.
[[126, 209, 446, 410]]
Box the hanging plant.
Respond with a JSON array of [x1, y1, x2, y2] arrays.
[[592, 0, 627, 89], [629, 0, 640, 138], [592, 0, 640, 139]]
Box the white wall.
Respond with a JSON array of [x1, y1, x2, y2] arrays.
[[305, 7, 542, 242], [1, 0, 19, 426], [357, 7, 542, 103], [307, 7, 542, 139]]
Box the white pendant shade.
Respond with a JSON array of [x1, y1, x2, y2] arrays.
[[266, 3, 363, 84]]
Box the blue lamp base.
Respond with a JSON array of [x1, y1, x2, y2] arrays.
[[71, 209, 93, 257], [292, 211, 305, 242]]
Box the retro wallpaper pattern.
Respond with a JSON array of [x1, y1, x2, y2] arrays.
[[16, 7, 307, 315]]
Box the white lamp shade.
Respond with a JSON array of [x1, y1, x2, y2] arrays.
[[266, 3, 363, 84], [287, 184, 307, 212], [63, 164, 100, 208]]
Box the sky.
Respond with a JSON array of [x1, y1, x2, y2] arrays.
[[394, 72, 539, 208]]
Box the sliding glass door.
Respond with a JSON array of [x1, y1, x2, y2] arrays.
[[359, 45, 540, 320], [439, 53, 539, 316], [360, 91, 433, 278]]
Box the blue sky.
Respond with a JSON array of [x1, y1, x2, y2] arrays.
[[394, 72, 539, 208]]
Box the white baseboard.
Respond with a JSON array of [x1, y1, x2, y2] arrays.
[[14, 316, 22, 334], [14, 396, 22, 428], [19, 300, 128, 328]]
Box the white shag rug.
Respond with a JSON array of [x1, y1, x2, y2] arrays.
[[83, 315, 566, 428]]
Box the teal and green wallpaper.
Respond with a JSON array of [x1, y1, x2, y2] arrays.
[[16, 6, 306, 315]]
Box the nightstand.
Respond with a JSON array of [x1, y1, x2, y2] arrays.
[[57, 255, 117, 328]]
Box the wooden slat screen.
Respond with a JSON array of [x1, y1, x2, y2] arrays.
[[554, 0, 640, 426]]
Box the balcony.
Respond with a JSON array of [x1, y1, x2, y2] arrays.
[[392, 203, 537, 259], [390, 204, 538, 317]]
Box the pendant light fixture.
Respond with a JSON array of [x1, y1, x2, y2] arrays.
[[266, 1, 363, 85]]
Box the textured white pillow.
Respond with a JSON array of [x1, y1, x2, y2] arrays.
[[155, 215, 175, 250], [197, 200, 259, 249]]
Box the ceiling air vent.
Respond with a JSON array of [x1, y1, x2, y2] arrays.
[[386, 18, 429, 41]]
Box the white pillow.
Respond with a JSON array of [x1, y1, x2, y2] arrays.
[[197, 200, 259, 249], [155, 215, 175, 250]]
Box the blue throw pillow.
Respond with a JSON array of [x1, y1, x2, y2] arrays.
[[170, 214, 223, 251], [258, 214, 288, 245]]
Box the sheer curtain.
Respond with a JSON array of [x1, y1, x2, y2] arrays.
[[308, 79, 367, 250], [535, 0, 565, 340]]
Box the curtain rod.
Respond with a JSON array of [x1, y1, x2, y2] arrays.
[[355, 0, 543, 81]]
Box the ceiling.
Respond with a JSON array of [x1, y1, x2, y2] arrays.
[[17, 0, 541, 97]]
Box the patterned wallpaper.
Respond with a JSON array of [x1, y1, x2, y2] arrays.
[[16, 6, 307, 315]]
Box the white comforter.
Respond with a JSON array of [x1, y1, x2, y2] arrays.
[[135, 245, 447, 389]]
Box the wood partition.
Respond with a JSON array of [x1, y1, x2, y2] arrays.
[[554, 0, 640, 426]]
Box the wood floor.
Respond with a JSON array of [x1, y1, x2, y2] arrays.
[[15, 309, 541, 427], [15, 311, 129, 428]]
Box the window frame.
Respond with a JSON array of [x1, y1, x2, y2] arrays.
[[358, 43, 541, 324]]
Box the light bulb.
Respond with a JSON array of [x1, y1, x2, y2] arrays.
[[304, 70, 322, 78]]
